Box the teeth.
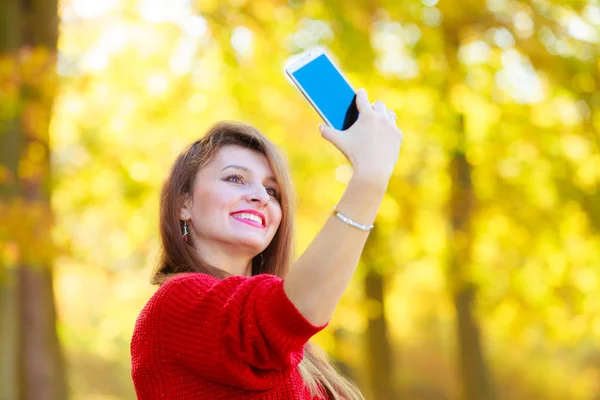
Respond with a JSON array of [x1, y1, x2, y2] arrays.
[[232, 213, 263, 225]]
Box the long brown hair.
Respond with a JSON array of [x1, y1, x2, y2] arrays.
[[152, 121, 364, 399]]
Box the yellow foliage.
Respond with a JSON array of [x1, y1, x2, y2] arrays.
[[6, 0, 594, 398]]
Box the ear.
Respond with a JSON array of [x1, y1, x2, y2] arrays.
[[178, 193, 193, 221]]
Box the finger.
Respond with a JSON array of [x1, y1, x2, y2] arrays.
[[386, 110, 397, 121], [354, 88, 373, 114], [372, 100, 386, 114], [319, 123, 342, 147]]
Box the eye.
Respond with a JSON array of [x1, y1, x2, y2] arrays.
[[265, 187, 279, 198], [225, 174, 279, 199], [225, 174, 244, 184]]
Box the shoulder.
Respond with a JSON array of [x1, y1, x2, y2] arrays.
[[143, 272, 285, 328]]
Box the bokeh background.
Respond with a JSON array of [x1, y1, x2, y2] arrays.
[[1, 0, 600, 399]]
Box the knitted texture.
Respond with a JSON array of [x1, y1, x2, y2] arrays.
[[130, 272, 329, 399]]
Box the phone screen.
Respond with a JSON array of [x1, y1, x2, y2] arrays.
[[290, 54, 358, 130]]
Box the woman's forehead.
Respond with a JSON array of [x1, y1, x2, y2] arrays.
[[211, 145, 272, 174]]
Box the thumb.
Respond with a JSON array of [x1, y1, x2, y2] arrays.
[[319, 123, 342, 146], [354, 88, 372, 114]]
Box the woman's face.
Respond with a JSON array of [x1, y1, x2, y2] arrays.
[[180, 144, 282, 257]]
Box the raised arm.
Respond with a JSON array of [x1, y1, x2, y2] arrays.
[[284, 89, 403, 326]]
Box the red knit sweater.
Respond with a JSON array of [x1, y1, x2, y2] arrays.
[[130, 272, 329, 399]]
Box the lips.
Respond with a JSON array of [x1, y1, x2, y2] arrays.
[[231, 216, 266, 230], [230, 209, 266, 227]]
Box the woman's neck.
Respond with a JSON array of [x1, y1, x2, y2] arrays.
[[194, 245, 253, 277]]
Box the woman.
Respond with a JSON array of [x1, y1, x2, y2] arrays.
[[130, 88, 403, 399]]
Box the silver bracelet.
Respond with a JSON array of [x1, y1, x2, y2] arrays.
[[332, 206, 374, 231]]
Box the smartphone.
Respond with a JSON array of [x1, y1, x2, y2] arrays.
[[284, 47, 358, 131]]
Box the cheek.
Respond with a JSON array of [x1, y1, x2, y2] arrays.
[[192, 185, 238, 217], [271, 206, 283, 229]]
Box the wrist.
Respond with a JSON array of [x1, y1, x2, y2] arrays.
[[336, 176, 385, 230], [350, 169, 390, 193]]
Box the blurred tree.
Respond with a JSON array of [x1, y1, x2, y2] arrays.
[[441, 19, 495, 399], [448, 143, 494, 400], [0, 0, 67, 399], [362, 227, 397, 400]]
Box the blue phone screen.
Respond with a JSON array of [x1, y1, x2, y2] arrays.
[[291, 54, 358, 130]]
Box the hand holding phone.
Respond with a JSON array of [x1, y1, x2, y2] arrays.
[[320, 88, 403, 183], [284, 47, 402, 182]]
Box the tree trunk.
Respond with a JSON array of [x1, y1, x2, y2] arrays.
[[0, 0, 24, 398], [448, 147, 494, 400], [18, 265, 66, 399], [0, 0, 66, 398], [362, 229, 396, 400], [454, 282, 493, 400], [0, 270, 21, 400], [438, 3, 496, 391]]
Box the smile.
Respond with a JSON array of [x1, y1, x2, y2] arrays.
[[231, 215, 266, 230]]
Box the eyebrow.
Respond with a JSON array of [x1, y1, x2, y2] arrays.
[[221, 165, 278, 184]]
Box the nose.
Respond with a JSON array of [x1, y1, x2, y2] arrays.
[[247, 184, 270, 205]]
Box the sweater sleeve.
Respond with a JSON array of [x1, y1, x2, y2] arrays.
[[156, 272, 327, 391]]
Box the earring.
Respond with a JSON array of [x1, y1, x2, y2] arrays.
[[260, 253, 264, 267], [182, 220, 189, 243]]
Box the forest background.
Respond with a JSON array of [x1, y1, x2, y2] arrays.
[[1, 0, 600, 399]]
